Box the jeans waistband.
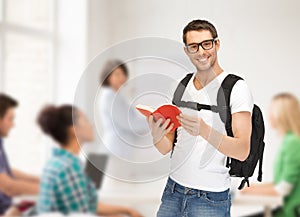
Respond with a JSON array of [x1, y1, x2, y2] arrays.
[[166, 177, 229, 196]]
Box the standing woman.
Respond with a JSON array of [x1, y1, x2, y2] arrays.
[[242, 93, 300, 217], [37, 104, 142, 217], [99, 60, 149, 160]]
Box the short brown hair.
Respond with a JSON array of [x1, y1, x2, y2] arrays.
[[100, 59, 128, 87], [37, 104, 78, 145], [183, 19, 218, 44], [0, 93, 18, 118]]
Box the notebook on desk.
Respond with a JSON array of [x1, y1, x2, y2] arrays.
[[84, 153, 109, 189]]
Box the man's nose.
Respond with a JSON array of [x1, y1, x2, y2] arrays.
[[197, 45, 205, 56]]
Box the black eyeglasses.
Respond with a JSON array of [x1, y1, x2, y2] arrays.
[[185, 38, 218, 54]]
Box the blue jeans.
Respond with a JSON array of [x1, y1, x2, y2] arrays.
[[157, 177, 231, 217]]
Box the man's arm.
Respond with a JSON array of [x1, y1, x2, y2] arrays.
[[0, 173, 39, 196], [205, 111, 252, 161], [153, 131, 175, 155], [12, 169, 40, 183], [179, 111, 252, 161]]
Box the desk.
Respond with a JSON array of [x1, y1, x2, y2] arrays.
[[15, 178, 283, 217], [98, 176, 167, 216], [232, 193, 283, 217], [13, 195, 37, 204]]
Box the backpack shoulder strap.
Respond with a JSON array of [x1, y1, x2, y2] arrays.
[[172, 73, 193, 105], [171, 73, 193, 157], [172, 73, 219, 112], [218, 74, 243, 169], [217, 74, 243, 137]]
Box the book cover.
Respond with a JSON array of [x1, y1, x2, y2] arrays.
[[136, 104, 182, 132]]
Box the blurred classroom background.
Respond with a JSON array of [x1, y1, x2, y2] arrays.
[[0, 0, 299, 216]]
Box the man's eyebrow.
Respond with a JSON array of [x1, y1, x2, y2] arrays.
[[186, 39, 213, 45]]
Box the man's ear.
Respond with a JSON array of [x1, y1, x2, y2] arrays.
[[215, 39, 220, 52]]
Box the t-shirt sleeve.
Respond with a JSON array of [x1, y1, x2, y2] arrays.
[[0, 151, 8, 174], [0, 158, 6, 173], [281, 138, 300, 185], [230, 80, 254, 114]]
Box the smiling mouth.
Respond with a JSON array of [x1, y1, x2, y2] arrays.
[[197, 57, 209, 64]]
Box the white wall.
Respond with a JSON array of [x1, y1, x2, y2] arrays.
[[55, 0, 88, 104]]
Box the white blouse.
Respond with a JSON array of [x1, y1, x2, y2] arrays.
[[98, 87, 151, 161]]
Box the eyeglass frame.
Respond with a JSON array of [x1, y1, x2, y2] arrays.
[[185, 37, 218, 54]]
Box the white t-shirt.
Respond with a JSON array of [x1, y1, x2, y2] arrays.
[[169, 72, 254, 192]]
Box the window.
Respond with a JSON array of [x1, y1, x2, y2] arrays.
[[0, 0, 55, 174], [5, 0, 51, 30]]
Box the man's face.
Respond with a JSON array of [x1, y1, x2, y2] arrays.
[[184, 30, 220, 72], [0, 108, 15, 137]]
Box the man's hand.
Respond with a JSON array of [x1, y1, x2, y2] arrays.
[[177, 113, 204, 136], [147, 115, 174, 144]]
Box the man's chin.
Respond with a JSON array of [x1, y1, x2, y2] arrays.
[[0, 133, 8, 138], [196, 66, 211, 72]]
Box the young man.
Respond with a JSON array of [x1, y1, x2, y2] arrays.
[[0, 93, 40, 214], [148, 20, 253, 216]]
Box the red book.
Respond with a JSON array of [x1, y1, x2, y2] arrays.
[[136, 104, 182, 132]]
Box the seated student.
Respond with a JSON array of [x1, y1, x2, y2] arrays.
[[0, 93, 40, 215], [242, 93, 300, 217], [36, 104, 143, 217]]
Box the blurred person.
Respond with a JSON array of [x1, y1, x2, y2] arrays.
[[0, 93, 40, 215], [242, 93, 300, 217], [99, 59, 149, 160], [37, 104, 143, 217]]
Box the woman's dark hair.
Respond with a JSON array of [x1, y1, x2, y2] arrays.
[[37, 104, 78, 145], [0, 93, 18, 118], [183, 19, 218, 45], [100, 59, 128, 86]]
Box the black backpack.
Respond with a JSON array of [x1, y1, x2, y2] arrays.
[[172, 73, 265, 190]]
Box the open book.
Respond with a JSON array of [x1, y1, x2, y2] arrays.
[[136, 104, 181, 132]]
